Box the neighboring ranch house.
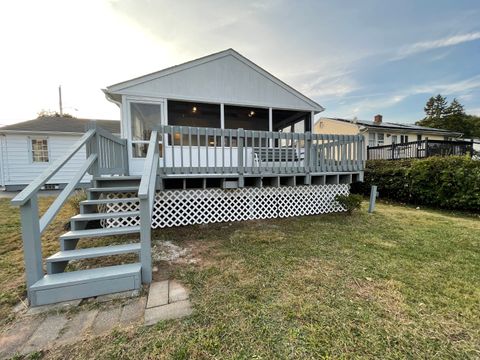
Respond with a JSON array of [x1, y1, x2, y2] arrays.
[[314, 115, 462, 147], [314, 115, 464, 159], [0, 117, 120, 190], [12, 48, 366, 307]]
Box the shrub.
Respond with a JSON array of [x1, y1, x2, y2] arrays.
[[335, 194, 363, 214], [355, 156, 480, 212]]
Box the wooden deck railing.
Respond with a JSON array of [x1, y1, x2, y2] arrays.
[[157, 125, 364, 176], [367, 139, 474, 160], [11, 123, 128, 303]]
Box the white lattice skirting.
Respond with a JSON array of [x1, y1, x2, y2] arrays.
[[100, 184, 349, 228]]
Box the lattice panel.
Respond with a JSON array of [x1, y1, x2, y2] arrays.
[[100, 184, 349, 229]]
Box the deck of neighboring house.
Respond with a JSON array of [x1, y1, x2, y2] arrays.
[[367, 139, 476, 160]]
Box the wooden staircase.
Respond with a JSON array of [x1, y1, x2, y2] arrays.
[[30, 176, 144, 306]]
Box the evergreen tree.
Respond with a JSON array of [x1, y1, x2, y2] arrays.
[[416, 96, 480, 138], [424, 94, 448, 119], [445, 98, 465, 116]]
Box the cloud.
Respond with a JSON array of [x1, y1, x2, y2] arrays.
[[392, 32, 480, 60]]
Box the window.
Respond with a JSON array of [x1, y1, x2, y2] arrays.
[[368, 133, 376, 147], [400, 135, 409, 144], [391, 135, 398, 144], [130, 102, 162, 158], [417, 134, 422, 141], [377, 133, 385, 145], [31, 139, 49, 162]]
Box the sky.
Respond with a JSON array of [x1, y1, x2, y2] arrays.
[[0, 0, 479, 126]]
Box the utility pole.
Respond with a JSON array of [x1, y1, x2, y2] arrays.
[[58, 85, 63, 116]]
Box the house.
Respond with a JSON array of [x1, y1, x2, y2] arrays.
[[314, 115, 467, 159], [11, 49, 365, 307], [0, 117, 120, 190]]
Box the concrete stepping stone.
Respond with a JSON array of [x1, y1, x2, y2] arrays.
[[20, 314, 68, 355], [146, 280, 169, 308], [169, 280, 189, 303], [144, 300, 192, 326], [120, 297, 146, 325], [56, 309, 98, 345], [91, 306, 121, 335], [0, 316, 43, 359]]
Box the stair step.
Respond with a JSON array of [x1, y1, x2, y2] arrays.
[[47, 243, 141, 263], [94, 176, 141, 181], [60, 226, 140, 241], [80, 197, 139, 207], [88, 186, 139, 193], [30, 263, 141, 306], [72, 211, 140, 221]]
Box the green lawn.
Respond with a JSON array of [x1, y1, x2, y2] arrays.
[[1, 198, 479, 358]]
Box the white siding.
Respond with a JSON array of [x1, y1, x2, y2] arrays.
[[1, 133, 92, 187], [118, 54, 317, 111]]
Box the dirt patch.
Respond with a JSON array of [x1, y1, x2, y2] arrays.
[[349, 278, 409, 322]]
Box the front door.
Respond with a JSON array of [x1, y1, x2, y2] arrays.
[[127, 99, 164, 175]]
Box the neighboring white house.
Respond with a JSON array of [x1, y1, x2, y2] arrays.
[[0, 117, 120, 190]]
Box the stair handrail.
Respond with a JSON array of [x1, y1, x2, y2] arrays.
[[11, 129, 96, 206], [10, 124, 128, 305], [138, 131, 159, 284]]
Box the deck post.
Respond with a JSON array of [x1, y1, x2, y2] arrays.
[[139, 199, 152, 284], [304, 131, 312, 184], [19, 195, 43, 304], [238, 128, 244, 187], [268, 108, 273, 148], [86, 122, 99, 177]]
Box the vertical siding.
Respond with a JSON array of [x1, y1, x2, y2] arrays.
[[2, 133, 92, 186]]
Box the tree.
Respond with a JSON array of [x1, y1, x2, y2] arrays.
[[37, 109, 75, 118], [445, 98, 465, 116], [416, 96, 480, 138], [423, 94, 449, 120]]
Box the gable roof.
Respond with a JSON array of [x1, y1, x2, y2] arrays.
[[0, 117, 120, 135], [105, 48, 324, 112], [319, 117, 463, 137]]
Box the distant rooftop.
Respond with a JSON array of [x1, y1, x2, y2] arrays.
[[0, 117, 120, 134], [321, 117, 462, 137]]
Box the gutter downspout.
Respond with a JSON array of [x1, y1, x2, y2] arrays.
[[0, 134, 6, 188]]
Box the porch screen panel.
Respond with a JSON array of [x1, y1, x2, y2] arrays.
[[224, 105, 269, 147], [131, 102, 162, 157], [168, 101, 221, 146]]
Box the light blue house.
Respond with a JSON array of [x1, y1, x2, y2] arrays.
[[12, 49, 365, 306]]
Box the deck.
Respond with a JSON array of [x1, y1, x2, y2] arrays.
[[149, 125, 365, 189]]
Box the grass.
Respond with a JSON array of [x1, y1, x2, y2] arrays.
[[1, 198, 479, 358]]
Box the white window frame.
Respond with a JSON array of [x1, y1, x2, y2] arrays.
[[125, 96, 166, 159], [29, 137, 50, 163], [377, 133, 385, 145]]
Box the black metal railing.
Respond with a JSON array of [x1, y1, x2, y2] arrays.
[[367, 139, 474, 160]]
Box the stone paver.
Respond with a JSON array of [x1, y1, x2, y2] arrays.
[[56, 309, 98, 345], [26, 299, 82, 316], [0, 316, 43, 359], [91, 306, 122, 335], [146, 280, 169, 308], [120, 297, 146, 325], [144, 300, 192, 326], [169, 280, 189, 303], [95, 290, 140, 303], [20, 314, 68, 355]]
